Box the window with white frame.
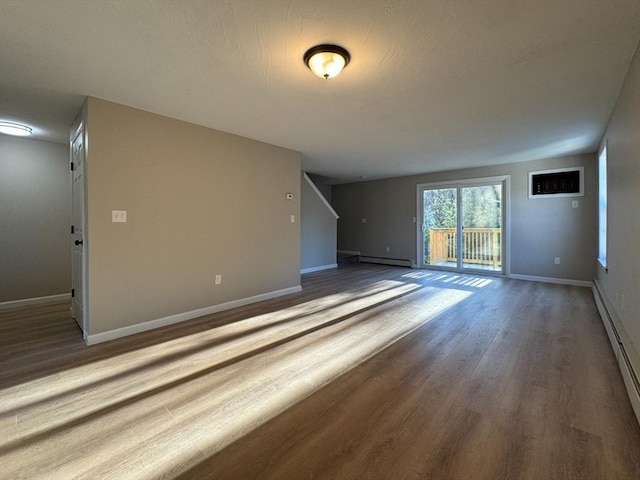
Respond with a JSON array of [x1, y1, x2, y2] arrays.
[[598, 143, 607, 268]]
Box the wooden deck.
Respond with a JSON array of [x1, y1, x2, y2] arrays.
[[429, 227, 502, 268], [1, 264, 639, 479]]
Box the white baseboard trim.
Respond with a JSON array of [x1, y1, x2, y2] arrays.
[[86, 285, 302, 346], [360, 256, 413, 268], [508, 274, 591, 287], [301, 263, 338, 274], [0, 293, 70, 310]]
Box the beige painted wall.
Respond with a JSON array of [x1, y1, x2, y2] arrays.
[[596, 44, 639, 376], [85, 97, 300, 335], [0, 136, 70, 302], [333, 152, 597, 282]]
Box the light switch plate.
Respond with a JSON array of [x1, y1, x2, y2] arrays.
[[112, 210, 127, 223]]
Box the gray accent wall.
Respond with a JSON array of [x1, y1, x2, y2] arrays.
[[0, 136, 71, 302], [333, 153, 597, 282], [84, 97, 301, 336], [596, 44, 639, 382], [301, 173, 337, 270], [307, 173, 333, 202]]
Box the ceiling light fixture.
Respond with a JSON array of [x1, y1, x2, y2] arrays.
[[303, 44, 350, 79], [0, 121, 33, 137]]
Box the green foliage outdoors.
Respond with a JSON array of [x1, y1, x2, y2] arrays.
[[423, 185, 502, 260]]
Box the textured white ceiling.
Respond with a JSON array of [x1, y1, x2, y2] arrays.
[[1, 0, 639, 182]]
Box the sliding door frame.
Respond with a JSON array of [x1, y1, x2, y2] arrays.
[[416, 175, 510, 275]]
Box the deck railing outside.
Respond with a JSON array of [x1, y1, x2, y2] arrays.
[[429, 228, 501, 268]]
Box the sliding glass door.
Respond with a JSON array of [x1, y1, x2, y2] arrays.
[[418, 178, 507, 274]]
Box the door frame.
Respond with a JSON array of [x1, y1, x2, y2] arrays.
[[416, 175, 510, 275]]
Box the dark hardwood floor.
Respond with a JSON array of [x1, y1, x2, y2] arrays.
[[1, 264, 639, 479]]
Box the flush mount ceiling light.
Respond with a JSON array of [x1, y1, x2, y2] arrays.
[[0, 121, 32, 137], [303, 44, 350, 79]]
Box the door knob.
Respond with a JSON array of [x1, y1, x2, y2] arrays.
[[75, 240, 83, 246]]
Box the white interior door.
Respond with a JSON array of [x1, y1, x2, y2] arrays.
[[71, 129, 86, 336]]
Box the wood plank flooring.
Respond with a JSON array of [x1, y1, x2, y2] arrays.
[[1, 264, 639, 479]]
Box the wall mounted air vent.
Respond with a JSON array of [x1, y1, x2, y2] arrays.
[[528, 166, 584, 199]]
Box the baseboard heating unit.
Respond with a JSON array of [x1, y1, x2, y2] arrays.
[[360, 256, 413, 268], [592, 280, 640, 425]]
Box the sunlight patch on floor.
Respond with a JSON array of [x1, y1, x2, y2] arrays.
[[172, 288, 472, 470], [402, 270, 494, 289], [0, 281, 472, 479], [0, 280, 409, 414]]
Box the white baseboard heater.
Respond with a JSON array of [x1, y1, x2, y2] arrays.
[[592, 281, 640, 425]]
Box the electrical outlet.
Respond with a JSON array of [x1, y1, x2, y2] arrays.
[[386, 246, 390, 253], [554, 257, 560, 265], [361, 218, 367, 224], [112, 210, 127, 223], [215, 275, 222, 285]]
